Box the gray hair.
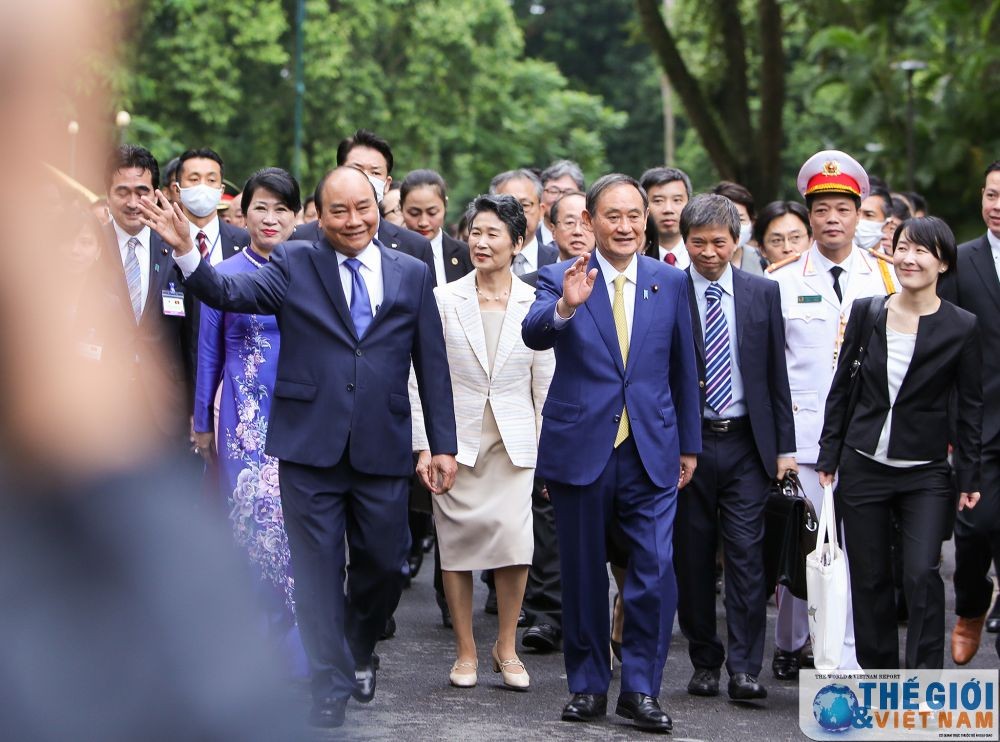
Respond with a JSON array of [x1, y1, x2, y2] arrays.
[[680, 194, 741, 242], [586, 173, 647, 215], [639, 166, 693, 199], [489, 169, 543, 202], [550, 191, 586, 225], [541, 159, 585, 190]]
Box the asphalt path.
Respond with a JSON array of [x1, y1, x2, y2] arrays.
[[305, 539, 997, 741]]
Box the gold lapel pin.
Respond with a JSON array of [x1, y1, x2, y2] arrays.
[[451, 257, 459, 265]]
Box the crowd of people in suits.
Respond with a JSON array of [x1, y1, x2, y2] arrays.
[[65, 127, 1000, 735]]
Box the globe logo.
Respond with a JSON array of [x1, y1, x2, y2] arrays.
[[813, 684, 859, 732]]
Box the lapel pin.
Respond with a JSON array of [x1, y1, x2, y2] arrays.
[[451, 257, 459, 265], [643, 289, 649, 300], [154, 263, 160, 272], [652, 284, 659, 293], [161, 247, 168, 255]]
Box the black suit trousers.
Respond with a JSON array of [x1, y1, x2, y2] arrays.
[[674, 425, 769, 675], [837, 448, 953, 669], [953, 436, 1000, 618], [522, 479, 562, 630], [278, 455, 410, 702]]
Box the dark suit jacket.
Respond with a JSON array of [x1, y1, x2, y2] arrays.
[[938, 234, 1000, 446], [183, 219, 249, 388], [522, 253, 701, 489], [537, 240, 560, 268], [81, 226, 190, 438], [818, 296, 982, 492], [441, 233, 473, 283], [686, 268, 795, 478], [181, 237, 457, 476], [294, 219, 436, 277]]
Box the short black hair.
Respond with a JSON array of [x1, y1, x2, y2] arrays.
[[400, 169, 447, 205], [680, 193, 741, 242], [892, 215, 957, 274], [638, 167, 692, 199], [105, 144, 159, 190], [903, 190, 928, 215], [888, 196, 912, 221], [710, 181, 755, 221], [162, 157, 180, 189], [865, 186, 893, 220], [753, 200, 811, 246], [336, 129, 394, 174], [241, 167, 302, 215], [805, 192, 861, 211], [468, 194, 527, 246], [176, 148, 224, 181], [984, 160, 1000, 179], [549, 191, 585, 225], [587, 173, 647, 214]]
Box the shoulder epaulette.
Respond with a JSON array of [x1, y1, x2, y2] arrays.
[[868, 249, 897, 295], [765, 252, 803, 274]]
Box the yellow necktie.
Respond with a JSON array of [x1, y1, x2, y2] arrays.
[[612, 274, 630, 447]]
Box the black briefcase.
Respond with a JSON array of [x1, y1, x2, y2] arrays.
[[763, 471, 818, 600]]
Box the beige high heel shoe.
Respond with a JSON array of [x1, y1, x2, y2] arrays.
[[449, 660, 478, 688], [492, 643, 530, 691]]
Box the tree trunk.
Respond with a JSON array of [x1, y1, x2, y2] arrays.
[[755, 0, 785, 203]]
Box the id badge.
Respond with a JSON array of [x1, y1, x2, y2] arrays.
[[162, 282, 186, 317]]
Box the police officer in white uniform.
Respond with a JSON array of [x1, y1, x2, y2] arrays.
[[767, 151, 899, 677]]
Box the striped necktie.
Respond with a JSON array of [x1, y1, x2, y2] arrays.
[[704, 282, 733, 414], [125, 237, 142, 324], [197, 230, 210, 259], [612, 274, 631, 447]]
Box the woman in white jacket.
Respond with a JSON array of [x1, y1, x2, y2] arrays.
[[412, 194, 554, 691]]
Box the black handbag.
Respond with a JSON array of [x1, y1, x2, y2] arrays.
[[763, 471, 818, 600]]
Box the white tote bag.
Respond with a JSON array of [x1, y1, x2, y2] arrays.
[[806, 483, 849, 670]]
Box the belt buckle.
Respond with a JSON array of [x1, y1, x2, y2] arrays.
[[710, 418, 732, 433]]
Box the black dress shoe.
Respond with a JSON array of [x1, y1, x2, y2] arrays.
[[407, 549, 424, 580], [728, 673, 767, 701], [309, 697, 347, 728], [352, 660, 376, 704], [517, 608, 529, 627], [687, 667, 720, 696], [379, 615, 396, 640], [615, 692, 672, 733], [420, 534, 434, 553], [561, 693, 607, 722], [772, 648, 800, 680], [522, 623, 561, 653]]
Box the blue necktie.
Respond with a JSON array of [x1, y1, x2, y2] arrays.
[[344, 258, 373, 337], [704, 282, 733, 414]]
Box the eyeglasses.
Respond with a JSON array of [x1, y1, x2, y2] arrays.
[[765, 231, 808, 249], [544, 186, 577, 198], [382, 205, 401, 216], [518, 200, 537, 211]]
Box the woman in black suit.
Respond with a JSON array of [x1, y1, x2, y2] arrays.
[[400, 169, 473, 285], [817, 216, 983, 670]]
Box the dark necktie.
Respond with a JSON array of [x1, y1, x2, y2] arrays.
[[197, 230, 210, 259], [830, 266, 844, 303], [344, 258, 373, 337], [704, 282, 733, 414], [664, 252, 677, 266]]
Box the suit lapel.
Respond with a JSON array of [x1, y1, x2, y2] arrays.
[[491, 281, 532, 378], [454, 281, 490, 376], [219, 220, 247, 260], [365, 241, 401, 337], [685, 271, 706, 369], [970, 237, 1000, 313], [626, 257, 655, 376], [141, 231, 171, 321], [800, 247, 841, 311], [733, 269, 751, 352], [583, 255, 625, 376], [841, 249, 877, 308], [310, 236, 358, 341]]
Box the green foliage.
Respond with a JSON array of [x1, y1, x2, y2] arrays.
[[116, 0, 623, 220]]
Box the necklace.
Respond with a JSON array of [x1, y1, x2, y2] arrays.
[[243, 246, 270, 268], [475, 276, 510, 302]]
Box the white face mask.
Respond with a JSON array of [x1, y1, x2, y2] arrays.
[[366, 175, 386, 205], [854, 219, 885, 250], [738, 222, 753, 248], [179, 184, 223, 218]]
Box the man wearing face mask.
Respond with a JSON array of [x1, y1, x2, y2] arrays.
[[172, 148, 249, 412], [857, 186, 892, 255], [293, 130, 435, 278]]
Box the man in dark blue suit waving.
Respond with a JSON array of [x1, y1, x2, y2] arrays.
[[139, 166, 457, 729], [522, 174, 701, 734], [674, 194, 796, 703]]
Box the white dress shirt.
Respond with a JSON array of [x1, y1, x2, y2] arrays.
[[988, 230, 1000, 286], [537, 221, 553, 246], [113, 220, 151, 313], [430, 230, 447, 287], [811, 247, 855, 305], [689, 264, 746, 418], [174, 240, 385, 314], [552, 249, 637, 332], [187, 216, 225, 266], [515, 236, 540, 275], [658, 242, 690, 270]]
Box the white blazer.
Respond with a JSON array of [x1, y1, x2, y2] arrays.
[[411, 271, 554, 468]]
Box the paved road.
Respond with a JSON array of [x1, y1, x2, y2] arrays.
[[306, 540, 997, 741]]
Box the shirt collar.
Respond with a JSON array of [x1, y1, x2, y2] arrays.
[[430, 230, 443, 254], [811, 243, 855, 274], [112, 220, 150, 251], [188, 215, 220, 245], [595, 248, 638, 287], [987, 230, 1000, 257], [520, 236, 538, 269], [690, 263, 733, 296], [336, 241, 381, 271]]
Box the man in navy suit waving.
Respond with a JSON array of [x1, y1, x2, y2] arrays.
[[674, 194, 796, 703], [140, 165, 458, 729], [523, 174, 701, 734]]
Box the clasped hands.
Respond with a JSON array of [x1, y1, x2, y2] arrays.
[[415, 451, 457, 494]]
